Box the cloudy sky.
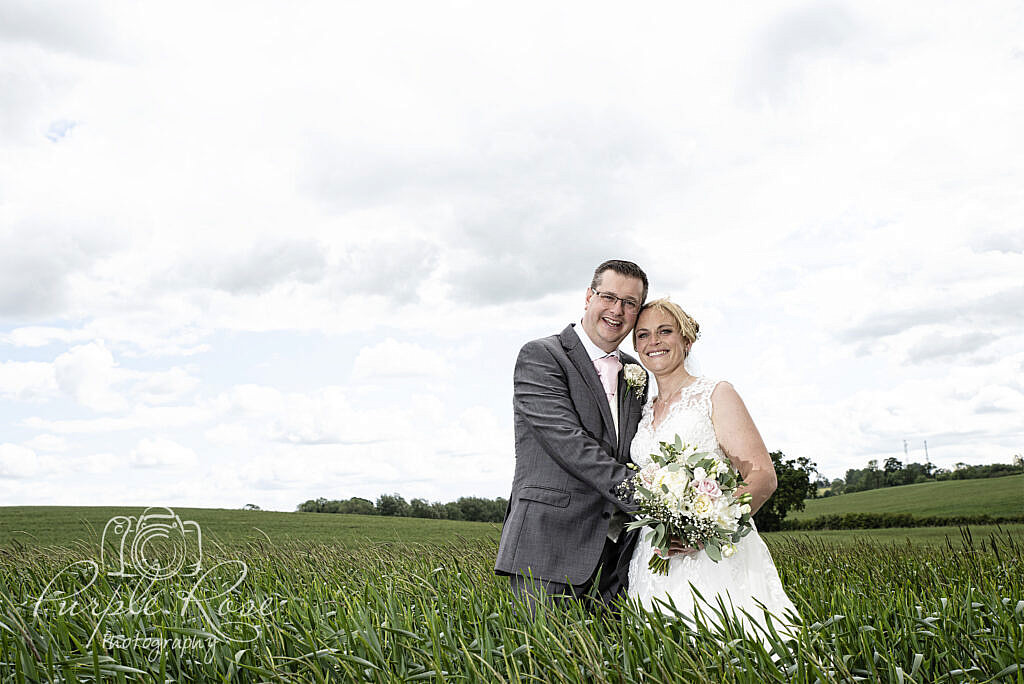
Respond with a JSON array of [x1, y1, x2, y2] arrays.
[[1, 1, 1022, 511]]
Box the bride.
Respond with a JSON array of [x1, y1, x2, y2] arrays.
[[626, 298, 798, 639]]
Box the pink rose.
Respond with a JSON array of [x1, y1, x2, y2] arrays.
[[691, 478, 721, 498]]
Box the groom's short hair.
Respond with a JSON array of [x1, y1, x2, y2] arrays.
[[591, 260, 649, 304]]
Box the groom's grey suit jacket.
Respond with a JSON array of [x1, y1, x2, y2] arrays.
[[495, 323, 647, 586]]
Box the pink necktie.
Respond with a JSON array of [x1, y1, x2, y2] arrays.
[[593, 354, 622, 398]]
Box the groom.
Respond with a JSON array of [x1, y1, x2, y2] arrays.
[[495, 259, 649, 611]]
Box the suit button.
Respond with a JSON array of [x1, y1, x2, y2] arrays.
[[601, 511, 610, 519]]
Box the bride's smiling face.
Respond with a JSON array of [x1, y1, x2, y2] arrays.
[[634, 308, 691, 375]]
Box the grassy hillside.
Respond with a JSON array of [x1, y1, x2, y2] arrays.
[[794, 473, 1024, 519]]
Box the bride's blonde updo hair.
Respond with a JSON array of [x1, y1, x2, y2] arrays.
[[633, 297, 700, 348]]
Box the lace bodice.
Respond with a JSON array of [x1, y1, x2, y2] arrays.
[[630, 376, 725, 468]]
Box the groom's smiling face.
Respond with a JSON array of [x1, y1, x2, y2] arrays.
[[581, 271, 645, 353]]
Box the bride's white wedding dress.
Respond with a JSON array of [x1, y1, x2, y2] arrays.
[[626, 376, 799, 639]]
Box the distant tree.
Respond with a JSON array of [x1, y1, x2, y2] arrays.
[[905, 461, 931, 484], [339, 497, 377, 515], [844, 467, 868, 493], [866, 459, 882, 489], [243, 503, 261, 511], [455, 496, 504, 522], [410, 498, 440, 519], [376, 493, 411, 517], [883, 457, 910, 487], [923, 460, 936, 478], [320, 500, 342, 513], [753, 452, 817, 532], [297, 497, 330, 513], [443, 502, 464, 521], [829, 478, 846, 496], [1015, 454, 1023, 472]]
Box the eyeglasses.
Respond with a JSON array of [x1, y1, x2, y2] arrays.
[[591, 289, 641, 313]]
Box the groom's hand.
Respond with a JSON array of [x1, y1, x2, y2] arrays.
[[665, 536, 703, 557]]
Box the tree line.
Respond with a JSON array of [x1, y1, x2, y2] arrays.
[[296, 494, 508, 523], [817, 456, 1023, 497], [295, 450, 822, 533]]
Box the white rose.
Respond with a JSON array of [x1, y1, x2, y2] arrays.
[[624, 364, 646, 384], [693, 466, 707, 481], [740, 504, 751, 515], [691, 494, 713, 516], [721, 543, 737, 558]]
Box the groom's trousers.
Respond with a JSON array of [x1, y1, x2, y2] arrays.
[[510, 529, 637, 616]]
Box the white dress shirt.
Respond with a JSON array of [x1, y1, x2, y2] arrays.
[[573, 321, 620, 436]]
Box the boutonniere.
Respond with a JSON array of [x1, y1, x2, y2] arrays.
[[623, 364, 646, 399]]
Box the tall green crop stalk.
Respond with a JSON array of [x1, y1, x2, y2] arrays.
[[0, 531, 1020, 682]]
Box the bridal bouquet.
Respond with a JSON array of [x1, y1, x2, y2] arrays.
[[617, 435, 754, 574]]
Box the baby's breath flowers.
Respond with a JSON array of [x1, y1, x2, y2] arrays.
[[623, 364, 647, 399], [617, 435, 754, 574]]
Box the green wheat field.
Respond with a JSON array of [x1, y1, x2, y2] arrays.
[[1, 482, 1023, 682]]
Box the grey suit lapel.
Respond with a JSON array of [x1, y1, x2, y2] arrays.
[[559, 325, 616, 439], [616, 355, 643, 461]]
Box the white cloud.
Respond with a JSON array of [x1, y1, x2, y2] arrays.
[[82, 452, 124, 474], [0, 0, 129, 60], [0, 223, 118, 319], [265, 387, 380, 445], [0, 443, 39, 479], [203, 423, 250, 447], [166, 239, 328, 295], [129, 437, 197, 469], [220, 384, 443, 447], [741, 3, 864, 107], [53, 340, 126, 411], [1, 326, 84, 347], [23, 405, 210, 434], [0, 360, 57, 400], [23, 434, 67, 452], [1, 2, 1022, 505], [214, 384, 285, 417], [134, 367, 200, 405], [352, 339, 453, 379], [905, 332, 999, 364]]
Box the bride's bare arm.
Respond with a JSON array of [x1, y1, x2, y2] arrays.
[[711, 382, 777, 514]]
